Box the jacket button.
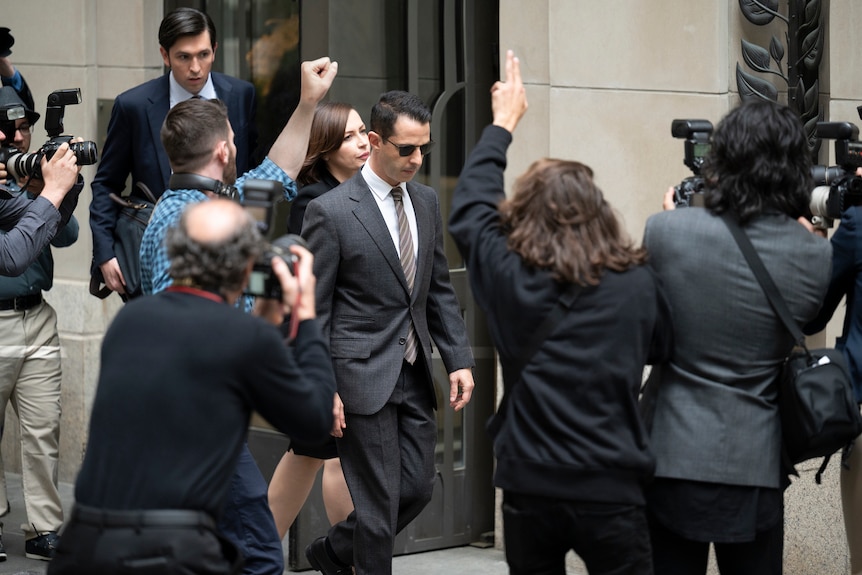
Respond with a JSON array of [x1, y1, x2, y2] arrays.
[[399, 337, 406, 345]]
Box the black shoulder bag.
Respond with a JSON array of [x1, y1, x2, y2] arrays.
[[486, 283, 583, 439], [721, 213, 862, 482]]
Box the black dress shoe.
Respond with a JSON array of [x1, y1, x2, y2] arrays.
[[305, 536, 351, 575]]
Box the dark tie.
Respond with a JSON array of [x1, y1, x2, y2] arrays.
[[391, 188, 418, 364]]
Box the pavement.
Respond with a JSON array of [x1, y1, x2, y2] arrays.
[[0, 472, 513, 575], [0, 472, 70, 575]]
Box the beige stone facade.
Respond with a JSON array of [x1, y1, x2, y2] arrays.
[[0, 1, 859, 572], [499, 1, 859, 572]]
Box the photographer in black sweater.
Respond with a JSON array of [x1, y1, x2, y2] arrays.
[[49, 199, 336, 575]]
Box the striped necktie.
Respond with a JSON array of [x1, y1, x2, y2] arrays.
[[391, 188, 418, 364]]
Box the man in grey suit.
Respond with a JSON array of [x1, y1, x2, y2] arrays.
[[302, 91, 475, 575]]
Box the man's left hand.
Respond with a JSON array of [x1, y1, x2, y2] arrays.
[[448, 368, 474, 411]]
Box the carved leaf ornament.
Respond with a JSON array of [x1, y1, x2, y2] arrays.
[[739, 0, 779, 25], [737, 0, 822, 154]]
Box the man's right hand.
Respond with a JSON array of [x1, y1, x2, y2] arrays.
[[99, 258, 126, 294], [38, 143, 79, 208], [491, 50, 528, 133], [299, 57, 338, 107]]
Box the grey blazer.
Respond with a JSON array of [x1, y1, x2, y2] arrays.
[[643, 208, 831, 488], [302, 171, 474, 415]]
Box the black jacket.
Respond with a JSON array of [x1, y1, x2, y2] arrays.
[[288, 170, 340, 234], [449, 125, 673, 504], [75, 290, 335, 517]]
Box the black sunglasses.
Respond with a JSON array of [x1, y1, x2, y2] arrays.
[[385, 138, 436, 157]]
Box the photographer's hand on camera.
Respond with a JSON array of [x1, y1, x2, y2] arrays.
[[253, 245, 317, 326], [277, 245, 316, 321], [38, 142, 79, 209], [663, 187, 677, 211]]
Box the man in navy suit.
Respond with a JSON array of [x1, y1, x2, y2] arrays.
[[89, 8, 287, 575], [89, 7, 257, 299]]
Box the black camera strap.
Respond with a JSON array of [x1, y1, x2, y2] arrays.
[[169, 173, 238, 201], [719, 213, 806, 348]]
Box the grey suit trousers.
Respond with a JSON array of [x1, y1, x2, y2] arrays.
[[328, 358, 437, 575]]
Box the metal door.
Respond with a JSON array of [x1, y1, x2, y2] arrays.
[[181, 0, 501, 568]]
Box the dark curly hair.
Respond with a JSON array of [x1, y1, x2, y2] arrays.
[[166, 204, 263, 297], [702, 99, 812, 224], [499, 158, 647, 286]]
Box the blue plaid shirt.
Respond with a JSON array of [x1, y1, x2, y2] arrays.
[[139, 157, 297, 301]]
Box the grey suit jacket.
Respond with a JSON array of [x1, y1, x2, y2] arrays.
[[643, 208, 831, 488], [303, 171, 474, 415]]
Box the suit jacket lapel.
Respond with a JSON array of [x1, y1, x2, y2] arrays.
[[212, 73, 235, 112], [146, 75, 171, 190], [349, 174, 412, 295]]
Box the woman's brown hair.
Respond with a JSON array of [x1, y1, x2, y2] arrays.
[[499, 158, 646, 286], [296, 101, 354, 186]]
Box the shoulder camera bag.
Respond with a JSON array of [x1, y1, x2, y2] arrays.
[[89, 182, 157, 301], [721, 213, 862, 482]]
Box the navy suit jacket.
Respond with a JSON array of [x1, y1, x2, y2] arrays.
[[806, 206, 862, 402], [89, 72, 257, 267]]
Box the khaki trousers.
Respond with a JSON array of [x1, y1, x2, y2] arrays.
[[0, 301, 63, 536]]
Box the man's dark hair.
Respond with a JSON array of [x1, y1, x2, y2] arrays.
[[370, 91, 431, 140], [166, 205, 262, 296], [158, 7, 217, 51], [702, 99, 812, 224], [161, 98, 230, 173]]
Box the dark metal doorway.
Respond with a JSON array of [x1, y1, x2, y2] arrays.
[[167, 0, 500, 569]]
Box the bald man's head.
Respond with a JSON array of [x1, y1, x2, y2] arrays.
[[185, 199, 249, 243], [166, 198, 262, 296]]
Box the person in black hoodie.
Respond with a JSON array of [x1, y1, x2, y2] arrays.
[[448, 50, 672, 575]]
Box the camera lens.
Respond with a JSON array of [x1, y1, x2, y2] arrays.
[[6, 151, 40, 181], [811, 165, 844, 186], [70, 141, 98, 166]]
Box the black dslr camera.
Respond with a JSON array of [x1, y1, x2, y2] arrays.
[[0, 88, 98, 181], [809, 110, 862, 229], [242, 179, 307, 299], [671, 119, 713, 207]]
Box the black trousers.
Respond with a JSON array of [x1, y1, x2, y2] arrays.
[[648, 510, 783, 575], [48, 505, 242, 575], [502, 491, 653, 575]]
